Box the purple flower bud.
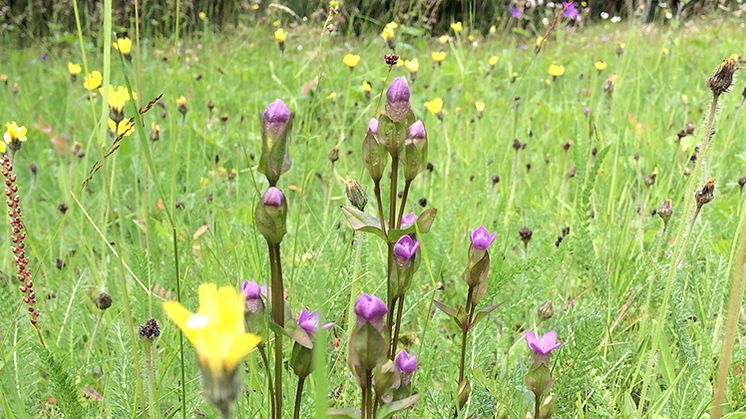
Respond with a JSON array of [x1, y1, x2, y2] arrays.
[[386, 77, 410, 104], [511, 7, 521, 18], [525, 330, 562, 356], [241, 280, 266, 313], [263, 187, 284, 207], [394, 235, 420, 262], [470, 226, 496, 250], [563, 2, 579, 20], [408, 120, 426, 140], [583, 107, 590, 115], [367, 118, 379, 135], [298, 309, 319, 335], [264, 99, 290, 124], [396, 350, 418, 384], [41, 54, 47, 62], [401, 212, 417, 226], [354, 292, 388, 329]]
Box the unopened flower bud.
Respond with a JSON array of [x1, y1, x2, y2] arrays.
[[707, 58, 736, 96], [353, 292, 387, 330], [255, 187, 287, 244], [402, 120, 427, 181], [362, 118, 388, 182], [344, 178, 368, 211], [538, 300, 554, 321], [385, 77, 412, 122], [138, 317, 161, 341], [695, 178, 715, 209], [259, 99, 293, 185], [395, 350, 417, 385], [519, 226, 533, 245], [657, 199, 672, 226]]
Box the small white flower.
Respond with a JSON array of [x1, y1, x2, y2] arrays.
[[542, 17, 550, 25], [600, 11, 609, 19], [665, 11, 673, 19], [611, 15, 622, 22]]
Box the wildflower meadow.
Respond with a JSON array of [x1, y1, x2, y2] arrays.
[[1, 1, 745, 418]]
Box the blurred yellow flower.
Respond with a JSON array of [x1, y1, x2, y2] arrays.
[[489, 25, 497, 34], [594, 61, 607, 71], [199, 11, 207, 21], [100, 85, 135, 113], [67, 62, 82, 76], [438, 35, 450, 45], [511, 71, 518, 82], [274, 28, 287, 43], [0, 74, 7, 83], [488, 55, 499, 66], [343, 54, 361, 69], [548, 64, 565, 77], [467, 34, 475, 42], [450, 22, 463, 33], [362, 80, 372, 93], [381, 26, 395, 41], [327, 92, 337, 101], [4, 121, 28, 146], [385, 21, 398, 30], [424, 98, 444, 116], [474, 100, 485, 113], [273, 20, 281, 28], [535, 36, 545, 48], [250, 3, 260, 11], [163, 284, 261, 378], [113, 37, 132, 55], [661, 47, 669, 55], [83, 70, 102, 91], [404, 58, 420, 74], [431, 51, 447, 63], [108, 118, 135, 137], [177, 95, 188, 107]]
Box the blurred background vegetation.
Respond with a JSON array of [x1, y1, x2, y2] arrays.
[[1, 0, 744, 44]]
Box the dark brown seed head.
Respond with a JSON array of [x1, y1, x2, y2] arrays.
[[538, 300, 554, 321], [492, 175, 500, 185], [207, 100, 215, 112], [685, 121, 695, 135], [57, 203, 68, 214], [707, 58, 736, 96], [512, 138, 523, 151], [220, 113, 229, 122], [657, 199, 673, 224], [138, 318, 161, 341], [645, 170, 657, 187], [695, 178, 716, 208], [426, 162, 434, 172], [418, 197, 427, 207], [738, 176, 746, 190], [561, 226, 570, 237], [328, 146, 339, 164], [519, 226, 533, 244], [95, 292, 112, 311], [566, 165, 576, 178], [384, 53, 399, 66], [30, 163, 38, 175], [562, 140, 572, 152]]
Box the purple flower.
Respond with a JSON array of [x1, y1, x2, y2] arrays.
[[40, 54, 47, 62], [241, 280, 266, 313], [470, 226, 496, 250], [408, 120, 426, 140], [263, 187, 284, 207], [394, 235, 420, 262], [264, 99, 291, 124], [511, 7, 521, 18], [386, 77, 410, 104], [401, 212, 417, 226], [563, 2, 579, 20], [298, 309, 334, 336], [368, 118, 379, 135], [583, 107, 590, 116], [525, 330, 562, 356], [395, 350, 418, 383], [354, 292, 388, 329]]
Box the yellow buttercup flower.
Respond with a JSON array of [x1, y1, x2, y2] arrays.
[[431, 51, 447, 63], [385, 21, 398, 31], [272, 20, 281, 28], [424, 98, 444, 117], [199, 11, 207, 21], [450, 21, 463, 33], [163, 284, 261, 378], [100, 85, 135, 113], [594, 61, 607, 71], [343, 54, 361, 69], [467, 34, 475, 42], [438, 35, 450, 45], [250, 3, 259, 10], [661, 47, 670, 55], [404, 58, 419, 74], [488, 55, 499, 67], [535, 36, 545, 48], [4, 121, 28, 145], [274, 28, 287, 43], [67, 62, 82, 76], [362, 80, 372, 93], [474, 101, 485, 113], [108, 118, 135, 137], [489, 25, 497, 34], [0, 74, 7, 83], [327, 91, 337, 101], [381, 26, 395, 41], [83, 70, 102, 91], [113, 37, 133, 55], [548, 64, 565, 77]]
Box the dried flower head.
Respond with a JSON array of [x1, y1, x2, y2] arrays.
[[707, 58, 736, 96], [657, 199, 673, 225], [138, 318, 161, 341], [695, 178, 716, 209], [344, 178, 367, 211], [519, 226, 533, 245]]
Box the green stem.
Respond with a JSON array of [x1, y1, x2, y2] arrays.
[[396, 180, 411, 229], [268, 242, 285, 417], [390, 295, 405, 358], [373, 180, 388, 240], [458, 286, 474, 384], [258, 345, 276, 419], [293, 376, 306, 419], [173, 228, 186, 419]]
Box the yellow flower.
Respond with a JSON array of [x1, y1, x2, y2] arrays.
[[83, 70, 102, 91], [450, 22, 463, 33], [548, 64, 565, 77], [274, 28, 287, 43], [661, 47, 669, 55], [385, 21, 398, 31], [327, 92, 337, 101], [594, 61, 607, 71], [424, 98, 444, 116], [0, 140, 4, 154], [431, 51, 447, 63], [404, 58, 419, 74], [438, 35, 450, 45], [108, 118, 135, 137], [488, 55, 499, 66], [199, 11, 207, 21], [467, 34, 475, 42], [100, 85, 135, 113], [489, 25, 497, 34], [163, 284, 261, 378], [250, 3, 259, 10], [381, 26, 395, 41], [4, 121, 28, 145], [535, 36, 545, 48], [474, 100, 485, 113], [272, 20, 281, 28], [362, 80, 372, 93], [511, 71, 518, 82], [67, 62, 82, 76], [177, 95, 188, 107], [343, 54, 361, 69], [113, 37, 133, 55], [0, 74, 7, 83]]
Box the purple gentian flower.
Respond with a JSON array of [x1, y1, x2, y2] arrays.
[[368, 118, 379, 135], [263, 187, 284, 207], [40, 54, 47, 62], [354, 292, 388, 329], [395, 350, 418, 384], [525, 330, 562, 363], [297, 309, 334, 336], [563, 2, 579, 20], [511, 7, 521, 18], [408, 120, 426, 140], [401, 212, 417, 226], [264, 99, 290, 124], [241, 280, 266, 313], [394, 235, 420, 262], [470, 226, 496, 250], [386, 77, 410, 104]]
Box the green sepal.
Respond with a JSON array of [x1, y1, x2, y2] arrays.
[[388, 208, 437, 243], [376, 393, 421, 419], [258, 111, 293, 185], [341, 205, 386, 241]]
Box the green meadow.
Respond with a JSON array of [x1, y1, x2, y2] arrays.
[[0, 5, 745, 418]]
